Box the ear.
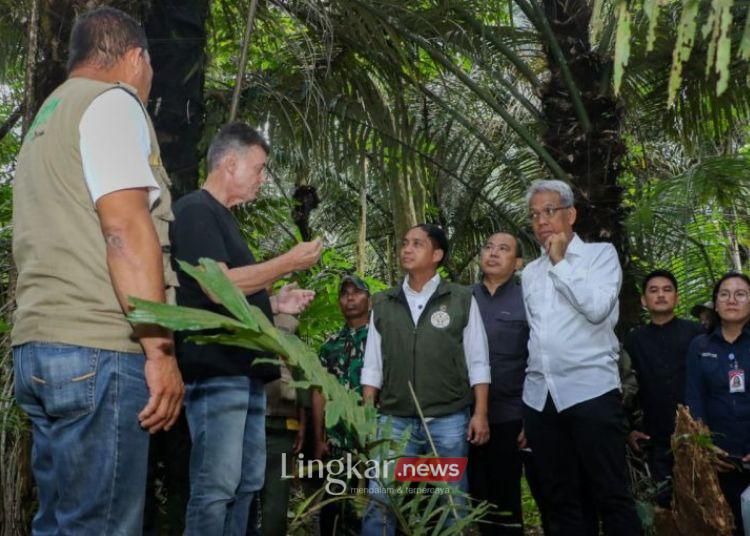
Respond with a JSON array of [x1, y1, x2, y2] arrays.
[[123, 47, 143, 70], [514, 258, 523, 271], [433, 248, 445, 265], [640, 295, 647, 308], [567, 206, 577, 226], [224, 151, 238, 175]]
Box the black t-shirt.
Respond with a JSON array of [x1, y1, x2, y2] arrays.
[[170, 189, 275, 382], [624, 317, 703, 442]]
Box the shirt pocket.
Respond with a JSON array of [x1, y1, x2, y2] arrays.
[[490, 318, 528, 357], [29, 344, 99, 419]]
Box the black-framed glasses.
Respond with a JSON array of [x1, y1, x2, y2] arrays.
[[527, 206, 568, 223]]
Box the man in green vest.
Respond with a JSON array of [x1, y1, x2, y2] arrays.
[[11, 7, 183, 535], [360, 224, 491, 535]]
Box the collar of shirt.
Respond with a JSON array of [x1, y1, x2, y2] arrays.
[[479, 277, 515, 297], [538, 232, 584, 259], [403, 272, 441, 298], [402, 273, 441, 325], [709, 324, 750, 344]]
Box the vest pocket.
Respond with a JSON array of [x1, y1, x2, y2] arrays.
[[30, 344, 99, 419]]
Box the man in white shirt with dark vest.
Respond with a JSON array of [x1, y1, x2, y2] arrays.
[[12, 8, 183, 535], [521, 180, 641, 535], [361, 223, 491, 536]]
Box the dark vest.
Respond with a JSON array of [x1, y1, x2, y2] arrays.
[[373, 279, 473, 417]]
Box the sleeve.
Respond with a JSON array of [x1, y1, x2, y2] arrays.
[[170, 202, 230, 266], [79, 89, 160, 207], [548, 243, 622, 324], [318, 338, 332, 369], [685, 338, 707, 422], [463, 297, 491, 386], [360, 313, 383, 389]]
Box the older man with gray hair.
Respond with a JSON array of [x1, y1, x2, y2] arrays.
[[520, 180, 641, 535], [170, 122, 322, 535]]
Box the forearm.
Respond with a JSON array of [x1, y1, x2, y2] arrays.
[[225, 253, 295, 295], [311, 389, 326, 442], [103, 212, 171, 355], [472, 384, 489, 416], [363, 385, 379, 405]]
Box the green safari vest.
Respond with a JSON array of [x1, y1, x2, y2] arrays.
[[373, 279, 473, 417], [12, 77, 178, 354]]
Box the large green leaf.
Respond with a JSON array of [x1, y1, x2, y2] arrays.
[[178, 258, 261, 330]]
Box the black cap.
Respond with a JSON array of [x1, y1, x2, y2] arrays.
[[690, 300, 714, 318], [340, 275, 369, 294]]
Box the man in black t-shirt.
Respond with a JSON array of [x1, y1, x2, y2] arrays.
[[170, 123, 322, 536], [624, 269, 702, 506]]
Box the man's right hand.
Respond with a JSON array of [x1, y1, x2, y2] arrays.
[[138, 335, 184, 434], [627, 430, 650, 453], [287, 239, 323, 271]]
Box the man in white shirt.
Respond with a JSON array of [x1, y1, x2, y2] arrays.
[[360, 223, 490, 536], [521, 180, 641, 535]]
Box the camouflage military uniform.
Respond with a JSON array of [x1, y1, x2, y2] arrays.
[[318, 324, 368, 453]]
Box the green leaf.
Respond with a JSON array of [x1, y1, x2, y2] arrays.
[[178, 258, 260, 330], [668, 0, 701, 104], [127, 298, 246, 332], [614, 0, 632, 95], [644, 0, 662, 51], [738, 11, 750, 59]]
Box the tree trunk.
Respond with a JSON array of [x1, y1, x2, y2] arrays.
[[144, 0, 209, 199], [538, 0, 638, 331], [357, 159, 368, 275]]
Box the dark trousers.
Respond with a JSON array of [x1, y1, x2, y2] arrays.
[[718, 470, 750, 536], [523, 390, 641, 536], [647, 438, 673, 507], [468, 420, 525, 535], [260, 427, 297, 536], [143, 412, 191, 536]]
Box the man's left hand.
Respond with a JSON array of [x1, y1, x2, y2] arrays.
[[545, 232, 569, 265], [467, 413, 490, 446], [273, 283, 315, 314]]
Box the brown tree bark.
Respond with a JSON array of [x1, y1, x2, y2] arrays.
[[536, 0, 639, 331]]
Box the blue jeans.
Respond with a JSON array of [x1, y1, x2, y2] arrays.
[[13, 342, 150, 536], [184, 375, 266, 536], [361, 408, 470, 536]]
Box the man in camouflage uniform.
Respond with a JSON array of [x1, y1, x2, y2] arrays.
[[312, 274, 371, 534]]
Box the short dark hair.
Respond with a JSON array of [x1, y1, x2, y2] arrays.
[[410, 223, 449, 264], [67, 7, 148, 73], [642, 270, 678, 294], [487, 231, 523, 258], [206, 122, 271, 173]]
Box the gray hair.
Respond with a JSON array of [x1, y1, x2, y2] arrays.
[[525, 179, 574, 207], [206, 122, 270, 173]]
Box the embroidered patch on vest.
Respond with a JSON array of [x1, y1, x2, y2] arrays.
[[431, 305, 451, 329]]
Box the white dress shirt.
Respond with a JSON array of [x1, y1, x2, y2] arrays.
[[521, 234, 622, 412], [361, 273, 491, 389]]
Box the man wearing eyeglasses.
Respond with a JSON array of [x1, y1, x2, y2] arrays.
[[520, 180, 641, 535]]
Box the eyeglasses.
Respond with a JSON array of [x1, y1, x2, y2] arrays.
[[527, 206, 568, 223], [717, 290, 750, 303], [481, 244, 511, 254]]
